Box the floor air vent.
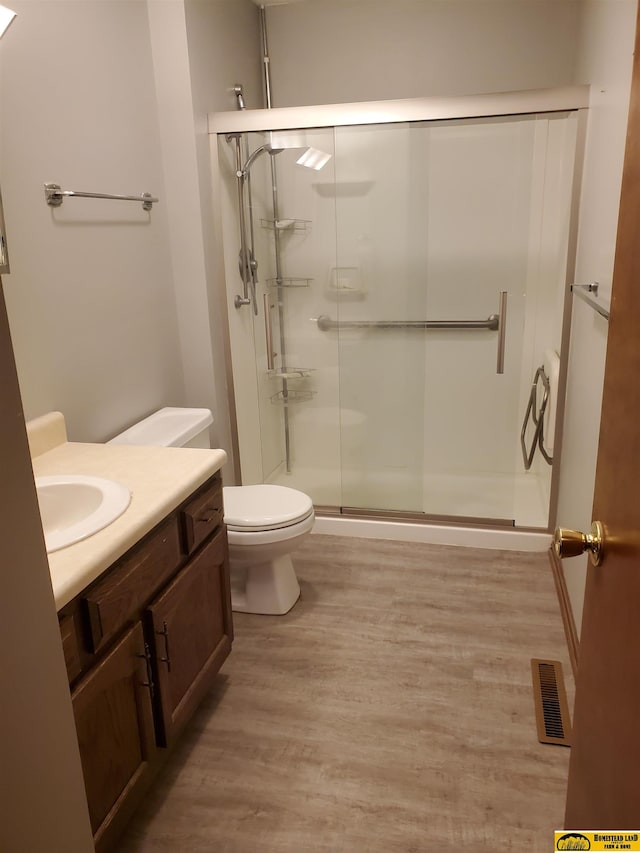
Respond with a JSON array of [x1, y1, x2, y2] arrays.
[[531, 658, 572, 746]]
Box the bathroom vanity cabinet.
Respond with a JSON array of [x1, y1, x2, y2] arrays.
[[57, 473, 233, 852]]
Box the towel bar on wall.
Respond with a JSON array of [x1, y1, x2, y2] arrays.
[[44, 183, 159, 211], [571, 282, 610, 320]]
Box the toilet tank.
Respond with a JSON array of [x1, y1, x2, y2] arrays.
[[107, 407, 213, 449]]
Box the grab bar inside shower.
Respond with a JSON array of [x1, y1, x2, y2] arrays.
[[316, 291, 508, 374], [315, 314, 499, 331]]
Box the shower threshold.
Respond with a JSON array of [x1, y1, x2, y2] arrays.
[[316, 505, 517, 529], [269, 466, 549, 529]]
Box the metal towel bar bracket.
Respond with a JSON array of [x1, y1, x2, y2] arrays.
[[520, 365, 553, 470], [570, 281, 610, 320], [44, 183, 159, 211]]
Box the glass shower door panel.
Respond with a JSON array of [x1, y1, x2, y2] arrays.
[[334, 124, 429, 513], [253, 128, 342, 505], [218, 131, 285, 484], [245, 134, 284, 483], [334, 117, 538, 519], [421, 117, 536, 521]]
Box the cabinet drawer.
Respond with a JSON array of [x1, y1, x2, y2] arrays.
[[83, 517, 182, 653], [59, 612, 82, 683], [181, 475, 223, 555]]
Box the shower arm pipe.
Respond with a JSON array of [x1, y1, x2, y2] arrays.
[[233, 84, 246, 111]]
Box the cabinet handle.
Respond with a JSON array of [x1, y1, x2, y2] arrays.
[[197, 508, 221, 524], [137, 642, 155, 698], [156, 621, 172, 673]]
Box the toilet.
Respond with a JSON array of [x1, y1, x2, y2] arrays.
[[108, 407, 314, 615]]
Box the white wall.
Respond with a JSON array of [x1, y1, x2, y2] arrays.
[[265, 0, 580, 107], [146, 0, 260, 480], [183, 0, 261, 478], [556, 0, 636, 636], [0, 0, 260, 473], [0, 0, 184, 442]]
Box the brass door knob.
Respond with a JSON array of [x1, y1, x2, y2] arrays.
[[553, 521, 604, 566]]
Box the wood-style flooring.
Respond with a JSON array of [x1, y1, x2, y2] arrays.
[[119, 534, 573, 852]]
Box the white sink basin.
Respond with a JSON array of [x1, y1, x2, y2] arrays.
[[35, 475, 131, 553]]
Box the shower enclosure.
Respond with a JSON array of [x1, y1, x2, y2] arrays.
[[211, 88, 587, 531]]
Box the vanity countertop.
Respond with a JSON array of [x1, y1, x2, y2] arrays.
[[29, 414, 227, 610]]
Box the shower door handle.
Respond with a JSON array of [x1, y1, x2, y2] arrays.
[[496, 291, 507, 374], [264, 292, 276, 371]]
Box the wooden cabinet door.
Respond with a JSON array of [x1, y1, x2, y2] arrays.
[[71, 622, 156, 847], [147, 526, 233, 746]]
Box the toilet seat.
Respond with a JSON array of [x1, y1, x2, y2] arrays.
[[226, 510, 315, 549], [223, 485, 314, 532]]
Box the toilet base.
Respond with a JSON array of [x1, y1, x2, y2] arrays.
[[230, 554, 301, 615]]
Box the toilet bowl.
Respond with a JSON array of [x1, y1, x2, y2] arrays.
[[108, 407, 314, 615], [224, 484, 314, 615]]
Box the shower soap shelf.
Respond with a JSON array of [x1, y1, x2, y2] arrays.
[[261, 218, 311, 232], [270, 389, 315, 405], [267, 277, 313, 288], [268, 368, 315, 379]]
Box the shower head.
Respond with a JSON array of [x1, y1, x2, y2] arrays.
[[237, 135, 332, 178], [238, 143, 284, 178], [296, 147, 332, 171]]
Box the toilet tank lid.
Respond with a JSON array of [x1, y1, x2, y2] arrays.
[[107, 407, 213, 448]]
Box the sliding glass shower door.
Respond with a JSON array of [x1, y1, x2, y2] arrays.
[[219, 108, 577, 528], [332, 118, 537, 521]]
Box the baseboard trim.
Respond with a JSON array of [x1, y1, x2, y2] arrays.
[[548, 547, 579, 679]]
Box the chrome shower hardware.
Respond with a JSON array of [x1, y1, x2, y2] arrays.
[[233, 84, 246, 111]]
